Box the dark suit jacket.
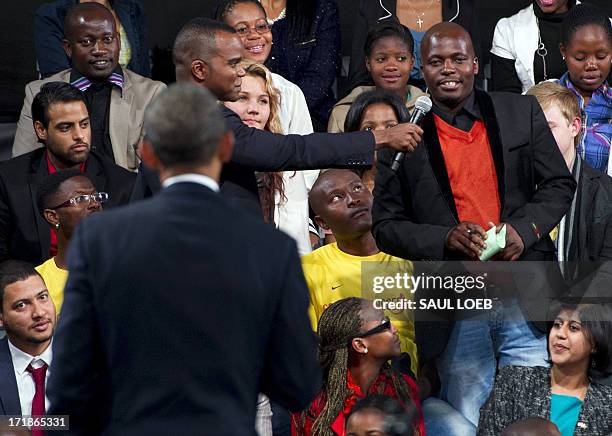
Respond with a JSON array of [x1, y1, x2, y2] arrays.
[[131, 106, 375, 215], [48, 182, 321, 435], [0, 338, 21, 416], [0, 148, 136, 264], [372, 90, 576, 360]]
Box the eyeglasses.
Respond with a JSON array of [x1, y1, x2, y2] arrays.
[[357, 316, 392, 338], [50, 192, 109, 209], [234, 22, 271, 36]]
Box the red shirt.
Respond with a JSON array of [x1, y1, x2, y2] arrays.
[[434, 115, 501, 229], [45, 152, 86, 257], [292, 369, 424, 436]]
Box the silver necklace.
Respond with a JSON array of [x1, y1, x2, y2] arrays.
[[535, 18, 549, 80]]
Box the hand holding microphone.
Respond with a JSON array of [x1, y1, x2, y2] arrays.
[[391, 95, 432, 171]]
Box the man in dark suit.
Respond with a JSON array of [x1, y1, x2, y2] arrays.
[[372, 23, 576, 430], [131, 18, 425, 216], [0, 82, 135, 265], [0, 260, 56, 421], [47, 84, 320, 435]]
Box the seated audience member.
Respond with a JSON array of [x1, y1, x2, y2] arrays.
[[344, 91, 410, 191], [257, 0, 340, 130], [501, 417, 561, 436], [34, 0, 151, 78], [329, 22, 426, 133], [0, 261, 56, 420], [215, 0, 314, 135], [0, 82, 135, 265], [348, 0, 481, 90], [490, 0, 578, 93], [292, 297, 424, 436], [527, 82, 612, 282], [558, 4, 612, 174], [35, 170, 105, 315], [478, 303, 612, 435], [346, 395, 419, 436], [14, 2, 165, 170], [225, 61, 317, 255], [131, 18, 423, 218], [304, 169, 417, 375]]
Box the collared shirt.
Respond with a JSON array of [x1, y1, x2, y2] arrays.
[[7, 340, 53, 416], [70, 67, 125, 162], [162, 173, 220, 192], [432, 91, 482, 133], [558, 73, 612, 173]]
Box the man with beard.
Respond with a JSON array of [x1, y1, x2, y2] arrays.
[[35, 171, 105, 315], [0, 82, 134, 265], [13, 2, 165, 171], [372, 22, 576, 431], [0, 260, 56, 422]]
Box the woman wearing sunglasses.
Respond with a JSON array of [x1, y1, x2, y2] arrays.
[[292, 297, 424, 436]]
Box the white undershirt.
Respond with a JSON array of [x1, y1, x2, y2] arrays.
[[7, 339, 53, 415]]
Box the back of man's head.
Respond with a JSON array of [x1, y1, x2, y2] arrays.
[[0, 261, 40, 314], [173, 17, 235, 80], [32, 82, 86, 131], [502, 417, 561, 436], [143, 83, 227, 168]]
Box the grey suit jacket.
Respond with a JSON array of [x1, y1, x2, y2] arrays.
[[12, 67, 166, 171], [0, 338, 21, 416]]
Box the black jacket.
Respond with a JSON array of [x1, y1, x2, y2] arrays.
[[48, 182, 320, 435], [0, 338, 21, 416], [0, 148, 135, 264]]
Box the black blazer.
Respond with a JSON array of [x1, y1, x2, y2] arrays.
[[372, 90, 576, 360], [0, 338, 21, 416], [47, 182, 321, 435], [131, 106, 375, 215], [347, 0, 482, 91], [0, 148, 136, 265]]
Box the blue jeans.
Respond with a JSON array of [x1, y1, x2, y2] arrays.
[[423, 397, 476, 436], [433, 299, 548, 429]]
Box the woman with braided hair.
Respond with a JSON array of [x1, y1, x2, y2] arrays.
[[292, 297, 424, 436]]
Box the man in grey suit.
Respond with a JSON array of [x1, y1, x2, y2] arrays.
[[12, 2, 165, 171], [47, 84, 320, 435]]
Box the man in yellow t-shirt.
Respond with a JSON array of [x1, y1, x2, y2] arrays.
[[303, 169, 418, 375], [35, 170, 105, 314]]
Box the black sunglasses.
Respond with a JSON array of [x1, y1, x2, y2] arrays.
[[357, 316, 392, 338]]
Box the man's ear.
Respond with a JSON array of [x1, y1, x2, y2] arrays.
[[217, 131, 234, 163], [570, 116, 582, 138], [43, 209, 59, 228], [34, 121, 48, 142], [314, 215, 329, 231], [63, 38, 72, 59], [351, 337, 368, 354], [191, 59, 209, 82], [0, 313, 4, 328], [472, 56, 479, 76], [140, 139, 161, 170]]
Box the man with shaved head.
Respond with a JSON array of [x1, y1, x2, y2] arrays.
[[13, 2, 165, 171], [131, 17, 427, 217], [302, 169, 418, 377], [372, 22, 576, 432]]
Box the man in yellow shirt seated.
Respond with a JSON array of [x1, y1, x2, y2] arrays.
[[302, 169, 418, 375], [35, 170, 105, 314]]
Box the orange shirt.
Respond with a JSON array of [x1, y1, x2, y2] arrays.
[[434, 115, 501, 229]]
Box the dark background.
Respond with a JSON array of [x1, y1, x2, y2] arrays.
[[2, 0, 610, 122]]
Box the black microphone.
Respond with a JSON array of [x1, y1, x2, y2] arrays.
[[391, 95, 432, 172]]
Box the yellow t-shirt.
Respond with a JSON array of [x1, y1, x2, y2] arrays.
[[301, 243, 418, 374], [35, 258, 68, 315]]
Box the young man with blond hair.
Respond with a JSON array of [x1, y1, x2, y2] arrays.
[[527, 81, 612, 282]]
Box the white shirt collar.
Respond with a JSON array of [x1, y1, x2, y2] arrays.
[[7, 339, 53, 375], [162, 173, 219, 192]]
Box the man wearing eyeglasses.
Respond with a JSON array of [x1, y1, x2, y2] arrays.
[[0, 81, 134, 265], [34, 170, 106, 315]]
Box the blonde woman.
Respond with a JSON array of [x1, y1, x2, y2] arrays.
[[225, 61, 318, 255]]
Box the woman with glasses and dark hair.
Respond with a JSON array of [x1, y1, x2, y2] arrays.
[[292, 297, 424, 436], [35, 169, 106, 314], [478, 303, 612, 436]]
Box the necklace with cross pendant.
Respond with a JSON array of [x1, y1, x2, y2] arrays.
[[416, 16, 424, 28]]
